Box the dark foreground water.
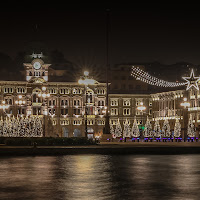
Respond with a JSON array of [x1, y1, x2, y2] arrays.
[[0, 155, 200, 200]]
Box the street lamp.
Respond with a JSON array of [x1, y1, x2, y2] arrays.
[[180, 97, 190, 141], [78, 71, 96, 138], [37, 86, 51, 136], [15, 95, 26, 116], [0, 100, 10, 119], [137, 102, 146, 139]]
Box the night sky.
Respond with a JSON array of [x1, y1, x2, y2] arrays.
[[1, 3, 200, 69]]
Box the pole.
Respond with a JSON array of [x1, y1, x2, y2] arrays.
[[104, 8, 110, 135], [85, 85, 88, 138], [183, 107, 188, 141]]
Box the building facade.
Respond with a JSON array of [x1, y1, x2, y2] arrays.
[[0, 54, 107, 138], [0, 53, 199, 139]]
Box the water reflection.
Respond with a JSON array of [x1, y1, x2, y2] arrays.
[[1, 155, 200, 200]]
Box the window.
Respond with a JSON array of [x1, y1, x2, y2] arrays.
[[74, 108, 81, 115], [60, 88, 69, 94], [97, 89, 105, 95], [88, 119, 94, 125], [17, 87, 26, 93], [111, 99, 118, 106], [49, 88, 57, 94], [111, 108, 118, 115], [149, 100, 152, 106], [123, 120, 130, 125], [4, 87, 13, 93], [123, 108, 130, 115], [33, 107, 41, 115], [61, 99, 68, 106], [98, 100, 105, 106], [73, 88, 81, 94], [61, 109, 68, 115], [73, 120, 82, 125], [48, 108, 56, 115], [74, 99, 80, 106], [52, 120, 57, 125], [97, 120, 105, 125], [60, 120, 69, 125], [149, 109, 152, 115], [5, 99, 12, 105], [110, 120, 117, 125], [123, 99, 130, 106]]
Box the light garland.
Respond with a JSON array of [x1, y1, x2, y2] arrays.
[[131, 66, 187, 88]]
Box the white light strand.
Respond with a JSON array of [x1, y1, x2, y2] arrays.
[[131, 66, 187, 88]]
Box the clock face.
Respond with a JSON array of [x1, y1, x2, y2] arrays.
[[33, 62, 41, 70]]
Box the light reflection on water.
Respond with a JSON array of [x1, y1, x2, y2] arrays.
[[0, 155, 200, 200]]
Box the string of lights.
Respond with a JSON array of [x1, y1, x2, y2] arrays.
[[131, 66, 187, 87]]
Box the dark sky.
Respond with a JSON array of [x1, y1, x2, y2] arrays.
[[1, 3, 200, 68]]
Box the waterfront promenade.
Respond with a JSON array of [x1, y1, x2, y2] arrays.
[[1, 141, 200, 156]]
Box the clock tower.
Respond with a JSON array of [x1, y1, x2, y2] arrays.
[[24, 53, 51, 82]]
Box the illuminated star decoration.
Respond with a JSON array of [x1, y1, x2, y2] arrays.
[[182, 69, 200, 90]]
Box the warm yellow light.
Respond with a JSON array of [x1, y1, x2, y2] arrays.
[[42, 86, 46, 91], [78, 77, 95, 85], [137, 102, 146, 111], [2, 101, 5, 104], [15, 100, 19, 104], [22, 101, 26, 104], [78, 79, 83, 84], [84, 71, 89, 76], [181, 98, 190, 108]]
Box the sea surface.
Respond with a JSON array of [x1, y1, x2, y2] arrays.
[[0, 154, 200, 200]]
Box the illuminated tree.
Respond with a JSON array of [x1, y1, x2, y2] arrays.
[[115, 118, 122, 137], [162, 118, 171, 137], [132, 116, 140, 137], [123, 119, 131, 138], [110, 123, 116, 138], [153, 119, 161, 137], [144, 116, 153, 137], [174, 118, 181, 137], [187, 115, 195, 137]]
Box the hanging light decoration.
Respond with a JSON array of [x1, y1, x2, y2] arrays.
[[131, 66, 187, 88]]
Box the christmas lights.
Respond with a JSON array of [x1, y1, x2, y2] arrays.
[[131, 66, 187, 88], [132, 117, 140, 137], [144, 116, 153, 137], [0, 116, 43, 137], [123, 119, 131, 138], [174, 118, 181, 137], [115, 118, 122, 137]]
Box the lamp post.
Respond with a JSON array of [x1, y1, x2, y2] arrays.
[[78, 71, 96, 138], [15, 95, 26, 116], [137, 102, 146, 139], [37, 86, 50, 137], [180, 97, 190, 141], [0, 100, 10, 120]]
